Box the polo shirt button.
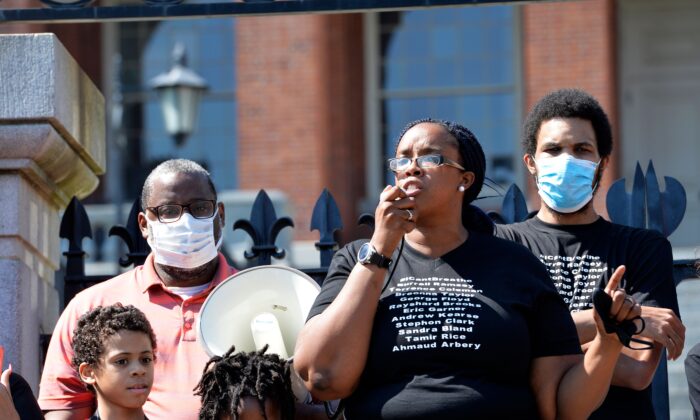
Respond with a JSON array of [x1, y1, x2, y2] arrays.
[[184, 321, 192, 330]]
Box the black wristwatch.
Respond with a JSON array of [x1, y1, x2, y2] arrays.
[[357, 242, 392, 269]]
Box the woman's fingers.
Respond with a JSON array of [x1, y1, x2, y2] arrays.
[[392, 207, 417, 232], [377, 186, 416, 226], [372, 186, 418, 253], [379, 185, 409, 202], [379, 185, 419, 208], [0, 364, 11, 396], [0, 365, 19, 420], [379, 185, 398, 202]]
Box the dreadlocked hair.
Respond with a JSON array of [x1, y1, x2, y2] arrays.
[[194, 345, 295, 420], [395, 118, 492, 234]]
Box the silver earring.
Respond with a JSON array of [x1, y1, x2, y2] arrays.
[[458, 185, 466, 192]]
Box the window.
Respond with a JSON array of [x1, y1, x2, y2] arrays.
[[377, 6, 520, 192], [85, 15, 238, 269], [141, 15, 238, 191], [114, 10, 238, 200]]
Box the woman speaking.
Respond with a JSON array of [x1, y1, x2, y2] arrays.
[[294, 119, 637, 419]]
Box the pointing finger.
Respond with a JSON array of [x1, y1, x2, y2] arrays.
[[605, 265, 626, 294]]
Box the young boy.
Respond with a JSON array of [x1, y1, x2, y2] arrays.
[[72, 304, 157, 420], [194, 345, 295, 420]]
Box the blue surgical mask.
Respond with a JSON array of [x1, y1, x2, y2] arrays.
[[534, 154, 599, 213]]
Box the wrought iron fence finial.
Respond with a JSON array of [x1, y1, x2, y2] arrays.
[[233, 189, 293, 266], [310, 189, 342, 268], [108, 198, 151, 267]]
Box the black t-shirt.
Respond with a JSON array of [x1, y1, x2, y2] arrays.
[[495, 217, 680, 420], [308, 231, 582, 420]]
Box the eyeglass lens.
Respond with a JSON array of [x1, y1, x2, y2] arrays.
[[156, 200, 215, 222], [390, 155, 442, 171]]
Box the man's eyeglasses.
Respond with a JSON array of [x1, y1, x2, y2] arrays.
[[388, 154, 465, 173], [146, 200, 216, 223]]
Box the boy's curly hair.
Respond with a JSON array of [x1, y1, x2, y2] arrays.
[[71, 304, 157, 373], [194, 345, 295, 420]]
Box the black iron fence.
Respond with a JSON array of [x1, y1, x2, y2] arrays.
[[58, 188, 366, 306], [57, 171, 697, 305]]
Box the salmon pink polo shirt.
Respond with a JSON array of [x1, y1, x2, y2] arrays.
[[38, 253, 236, 420]]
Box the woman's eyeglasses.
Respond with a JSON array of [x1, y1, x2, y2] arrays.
[[388, 154, 465, 173]]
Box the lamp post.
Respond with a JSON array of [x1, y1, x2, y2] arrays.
[[150, 43, 208, 147]]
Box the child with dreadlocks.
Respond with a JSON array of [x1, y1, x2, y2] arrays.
[[194, 345, 296, 420], [72, 304, 157, 420]]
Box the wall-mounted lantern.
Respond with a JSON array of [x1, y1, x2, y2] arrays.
[[150, 43, 208, 147]]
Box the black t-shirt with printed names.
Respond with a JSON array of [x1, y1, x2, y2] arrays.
[[495, 216, 680, 420], [307, 231, 582, 420]]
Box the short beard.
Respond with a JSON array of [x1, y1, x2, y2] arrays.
[[158, 258, 216, 282]]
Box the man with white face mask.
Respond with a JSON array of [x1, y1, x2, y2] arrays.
[[39, 159, 237, 420], [495, 89, 684, 419]]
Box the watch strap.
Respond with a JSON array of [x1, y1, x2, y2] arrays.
[[358, 243, 392, 269], [368, 249, 392, 269]]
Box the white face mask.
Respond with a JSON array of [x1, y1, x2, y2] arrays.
[[146, 210, 222, 269]]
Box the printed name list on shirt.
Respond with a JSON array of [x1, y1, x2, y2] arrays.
[[388, 276, 483, 353], [538, 254, 607, 310]]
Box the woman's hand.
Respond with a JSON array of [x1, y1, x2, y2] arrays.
[[294, 185, 417, 400], [0, 366, 20, 420], [371, 185, 416, 256]]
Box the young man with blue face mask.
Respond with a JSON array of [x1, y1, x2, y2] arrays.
[[495, 89, 684, 419], [39, 159, 237, 420]]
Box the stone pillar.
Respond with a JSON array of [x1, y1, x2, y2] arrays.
[[0, 33, 105, 391]]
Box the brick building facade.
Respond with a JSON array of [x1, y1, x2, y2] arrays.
[[5, 0, 699, 250], [3, 0, 699, 246], [0, 0, 630, 244]]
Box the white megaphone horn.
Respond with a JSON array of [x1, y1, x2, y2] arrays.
[[197, 265, 321, 359]]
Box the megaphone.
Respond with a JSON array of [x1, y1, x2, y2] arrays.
[[197, 265, 321, 358]]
